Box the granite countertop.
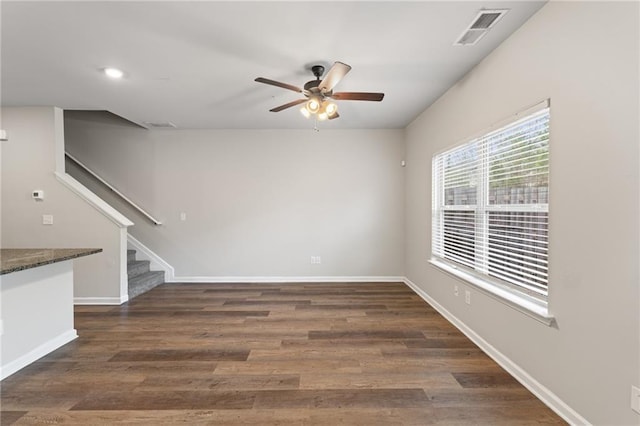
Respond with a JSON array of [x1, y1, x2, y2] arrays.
[[0, 248, 102, 275]]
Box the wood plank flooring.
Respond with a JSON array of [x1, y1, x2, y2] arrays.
[[0, 282, 565, 425]]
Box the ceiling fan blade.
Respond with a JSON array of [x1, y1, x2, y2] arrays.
[[318, 62, 352, 92], [255, 77, 302, 93], [331, 92, 385, 101], [269, 98, 307, 112]]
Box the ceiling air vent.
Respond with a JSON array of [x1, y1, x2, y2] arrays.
[[454, 9, 508, 46], [144, 121, 177, 129]]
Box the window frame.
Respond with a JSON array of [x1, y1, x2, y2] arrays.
[[430, 100, 554, 325]]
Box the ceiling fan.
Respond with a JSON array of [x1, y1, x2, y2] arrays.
[[255, 61, 384, 121]]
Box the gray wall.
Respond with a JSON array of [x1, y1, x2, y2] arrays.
[[64, 114, 405, 280], [1, 107, 126, 302], [404, 2, 639, 424]]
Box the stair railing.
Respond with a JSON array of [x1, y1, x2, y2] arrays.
[[65, 152, 162, 225]]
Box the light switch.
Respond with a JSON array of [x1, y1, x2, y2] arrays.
[[42, 214, 53, 225], [180, 212, 187, 221]]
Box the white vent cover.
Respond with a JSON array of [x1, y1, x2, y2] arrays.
[[454, 9, 508, 46], [144, 121, 177, 129]]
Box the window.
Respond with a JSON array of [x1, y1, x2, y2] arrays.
[[432, 102, 550, 306]]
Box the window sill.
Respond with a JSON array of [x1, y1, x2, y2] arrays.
[[429, 258, 555, 326]]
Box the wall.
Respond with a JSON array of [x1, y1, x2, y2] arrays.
[[1, 107, 128, 303], [405, 2, 639, 425], [64, 113, 405, 280]]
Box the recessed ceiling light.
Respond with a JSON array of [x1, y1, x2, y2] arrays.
[[104, 67, 124, 79]]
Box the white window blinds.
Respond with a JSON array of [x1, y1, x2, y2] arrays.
[[432, 105, 550, 298]]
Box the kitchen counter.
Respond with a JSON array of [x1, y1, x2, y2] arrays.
[[1, 248, 102, 275]]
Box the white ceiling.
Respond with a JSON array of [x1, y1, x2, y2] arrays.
[[1, 1, 545, 130]]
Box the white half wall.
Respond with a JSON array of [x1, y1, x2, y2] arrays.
[[1, 107, 128, 302], [404, 2, 639, 425], [0, 260, 77, 379], [64, 114, 405, 280]]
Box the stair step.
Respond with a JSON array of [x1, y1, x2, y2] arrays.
[[127, 260, 150, 279], [128, 270, 165, 300], [127, 249, 136, 263]]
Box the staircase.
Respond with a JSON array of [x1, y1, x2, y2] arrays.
[[127, 249, 165, 299]]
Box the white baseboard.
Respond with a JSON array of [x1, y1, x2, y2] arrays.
[[127, 234, 175, 281], [402, 277, 588, 425], [74, 295, 128, 305], [170, 276, 405, 284], [0, 329, 78, 380]]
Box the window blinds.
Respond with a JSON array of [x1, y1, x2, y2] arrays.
[[433, 106, 550, 297]]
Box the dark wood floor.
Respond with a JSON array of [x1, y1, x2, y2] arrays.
[[1, 282, 565, 425]]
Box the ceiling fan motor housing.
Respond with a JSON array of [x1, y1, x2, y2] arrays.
[[304, 65, 326, 94], [304, 79, 322, 93]]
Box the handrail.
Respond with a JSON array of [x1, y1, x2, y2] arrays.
[[65, 152, 162, 226]]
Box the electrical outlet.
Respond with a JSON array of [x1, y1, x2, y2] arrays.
[[180, 212, 187, 221], [42, 214, 53, 225], [310, 256, 322, 264], [316, 256, 321, 264], [631, 385, 640, 414], [454, 285, 459, 296], [465, 290, 471, 305]]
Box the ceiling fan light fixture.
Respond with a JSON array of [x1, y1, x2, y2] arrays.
[[306, 98, 321, 114], [325, 101, 337, 116]]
